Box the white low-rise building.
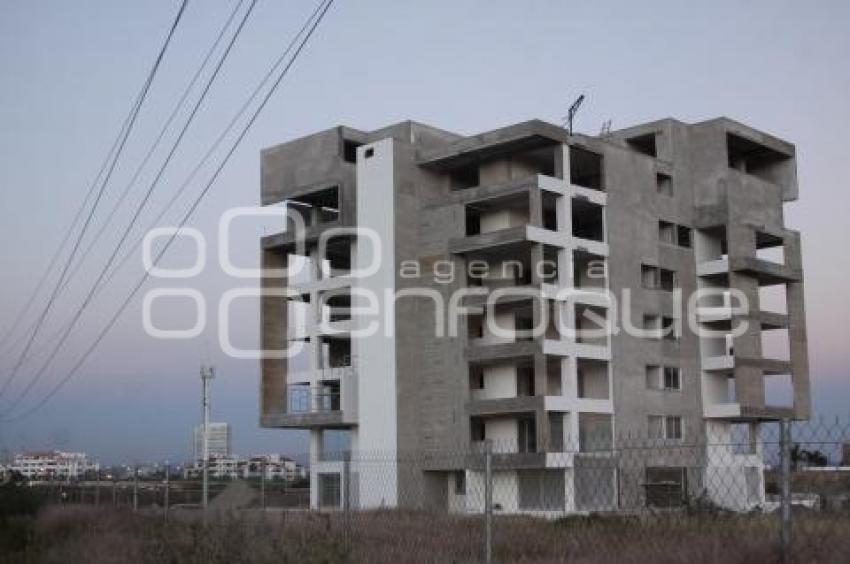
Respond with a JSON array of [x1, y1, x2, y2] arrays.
[[11, 451, 99, 481]]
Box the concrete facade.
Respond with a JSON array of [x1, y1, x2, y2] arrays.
[[259, 117, 809, 513]]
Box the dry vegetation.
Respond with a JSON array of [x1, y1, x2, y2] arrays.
[[2, 504, 850, 563]]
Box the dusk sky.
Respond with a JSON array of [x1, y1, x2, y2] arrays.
[[0, 0, 848, 464]]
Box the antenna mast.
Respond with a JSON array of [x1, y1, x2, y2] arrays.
[[562, 94, 586, 135]]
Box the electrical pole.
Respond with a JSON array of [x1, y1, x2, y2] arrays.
[[260, 457, 266, 510], [164, 460, 170, 521], [201, 365, 215, 510], [133, 464, 139, 512]]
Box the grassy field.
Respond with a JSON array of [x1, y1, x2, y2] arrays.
[[2, 503, 850, 563]]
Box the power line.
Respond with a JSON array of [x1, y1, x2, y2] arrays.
[[1, 0, 336, 422], [0, 8, 175, 355], [0, 0, 258, 415], [0, 0, 302, 371], [0, 124, 120, 352], [0, 0, 189, 401], [0, 0, 247, 366], [64, 0, 248, 302]]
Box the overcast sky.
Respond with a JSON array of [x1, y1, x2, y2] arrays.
[[0, 0, 848, 464]]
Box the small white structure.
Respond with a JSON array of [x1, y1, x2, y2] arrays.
[[184, 454, 306, 481]]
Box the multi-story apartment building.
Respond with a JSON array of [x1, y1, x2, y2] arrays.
[[193, 422, 232, 461], [11, 451, 99, 481], [259, 117, 809, 512]]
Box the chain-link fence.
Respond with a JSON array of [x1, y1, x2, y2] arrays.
[[26, 476, 309, 512], [17, 418, 850, 563], [302, 418, 850, 563]]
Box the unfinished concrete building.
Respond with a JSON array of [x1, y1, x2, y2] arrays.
[[259, 117, 809, 513]]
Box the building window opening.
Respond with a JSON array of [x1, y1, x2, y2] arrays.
[[627, 133, 657, 158], [569, 146, 604, 190]]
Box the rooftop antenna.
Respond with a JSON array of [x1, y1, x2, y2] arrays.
[[561, 94, 585, 135]]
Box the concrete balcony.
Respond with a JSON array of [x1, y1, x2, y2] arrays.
[[697, 255, 801, 285], [700, 352, 789, 375], [728, 256, 801, 285], [543, 396, 613, 415], [450, 223, 609, 258], [697, 304, 789, 330], [697, 256, 730, 279], [704, 402, 796, 421], [466, 395, 543, 416], [702, 354, 735, 373], [262, 369, 357, 429], [466, 340, 540, 364]]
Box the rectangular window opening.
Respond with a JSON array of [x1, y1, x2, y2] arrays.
[[627, 133, 657, 158], [572, 197, 605, 241], [449, 164, 480, 190], [342, 139, 362, 163], [656, 173, 673, 196], [569, 146, 604, 190]]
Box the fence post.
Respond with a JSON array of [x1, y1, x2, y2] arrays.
[[133, 465, 139, 512], [260, 458, 266, 510], [484, 439, 493, 564], [164, 461, 170, 521], [779, 418, 792, 564], [343, 450, 352, 555]]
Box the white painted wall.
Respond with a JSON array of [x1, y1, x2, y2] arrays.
[[480, 311, 516, 345], [485, 417, 518, 453], [704, 421, 766, 510], [480, 208, 529, 234], [354, 138, 398, 508], [466, 470, 519, 513], [481, 363, 517, 399]]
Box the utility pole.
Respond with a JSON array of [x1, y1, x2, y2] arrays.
[[201, 365, 215, 510], [133, 464, 139, 512], [164, 460, 170, 521], [260, 457, 266, 510], [484, 440, 493, 564], [780, 418, 792, 564]]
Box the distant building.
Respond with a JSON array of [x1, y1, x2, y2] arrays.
[[11, 451, 99, 481], [183, 454, 306, 481], [193, 422, 231, 461], [842, 443, 850, 467], [241, 454, 307, 481]]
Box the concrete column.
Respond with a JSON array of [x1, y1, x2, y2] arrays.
[[530, 243, 544, 285], [783, 230, 810, 418], [309, 430, 321, 508], [528, 189, 543, 228], [533, 351, 547, 399], [786, 281, 811, 418], [535, 407, 550, 453], [554, 144, 571, 182], [261, 249, 287, 418]]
